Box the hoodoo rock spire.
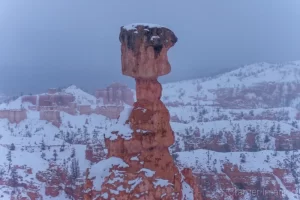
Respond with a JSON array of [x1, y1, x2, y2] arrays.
[[84, 23, 201, 200]]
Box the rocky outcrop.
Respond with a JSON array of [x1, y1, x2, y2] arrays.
[[77, 105, 124, 119], [95, 83, 134, 105], [38, 94, 75, 107], [36, 163, 85, 199], [78, 105, 92, 115], [48, 88, 58, 94], [22, 90, 75, 107], [213, 82, 300, 109], [22, 88, 127, 120], [85, 23, 199, 200], [94, 105, 124, 119], [191, 163, 295, 200], [0, 109, 27, 123], [40, 110, 61, 127], [85, 143, 106, 163]]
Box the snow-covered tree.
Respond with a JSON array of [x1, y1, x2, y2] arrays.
[[0, 168, 5, 178], [6, 150, 12, 171], [41, 152, 46, 159], [53, 149, 58, 161], [92, 129, 99, 140], [60, 142, 65, 152], [270, 123, 275, 135], [276, 124, 281, 134], [70, 148, 76, 158], [235, 132, 242, 151], [292, 121, 298, 129], [240, 153, 246, 163], [9, 167, 18, 188], [264, 135, 270, 143], [284, 151, 300, 184], [249, 110, 254, 116], [206, 150, 211, 166], [265, 155, 270, 163], [10, 143, 15, 151], [70, 158, 80, 182], [40, 139, 46, 151]]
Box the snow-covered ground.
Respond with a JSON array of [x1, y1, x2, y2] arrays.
[[0, 61, 300, 199]]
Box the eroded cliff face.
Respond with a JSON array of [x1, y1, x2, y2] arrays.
[[85, 23, 200, 200]]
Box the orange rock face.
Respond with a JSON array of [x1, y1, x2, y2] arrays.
[[85, 24, 200, 200], [95, 83, 134, 105], [119, 24, 177, 79], [0, 109, 27, 124]]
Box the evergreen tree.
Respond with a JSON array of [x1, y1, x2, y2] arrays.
[[41, 152, 46, 159], [206, 150, 211, 166], [284, 151, 300, 184], [193, 106, 198, 112], [240, 111, 244, 118], [60, 142, 65, 152], [92, 129, 99, 140], [292, 121, 298, 129], [10, 143, 15, 151], [255, 135, 261, 151], [53, 149, 58, 161], [0, 168, 5, 178], [70, 158, 80, 182], [10, 167, 18, 188], [236, 124, 241, 134], [6, 150, 12, 171], [265, 155, 270, 163], [235, 132, 242, 150], [276, 124, 281, 134], [270, 123, 275, 135], [264, 135, 270, 143], [249, 110, 254, 116], [65, 131, 70, 143], [240, 153, 246, 163], [83, 126, 89, 142], [70, 148, 76, 158], [40, 139, 46, 151], [6, 150, 12, 163], [77, 128, 82, 138]]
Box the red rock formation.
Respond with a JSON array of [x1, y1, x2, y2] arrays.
[[22, 95, 37, 105], [22, 89, 75, 107], [192, 163, 293, 200], [77, 105, 124, 119], [22, 88, 128, 119], [94, 106, 124, 119], [38, 94, 75, 107], [85, 23, 200, 200], [36, 163, 85, 199], [0, 109, 27, 123], [48, 88, 57, 94], [213, 82, 300, 109], [40, 110, 61, 127], [78, 105, 92, 115], [181, 168, 202, 199], [95, 83, 134, 105], [85, 143, 106, 163]]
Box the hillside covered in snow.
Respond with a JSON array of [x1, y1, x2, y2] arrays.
[[0, 61, 300, 199]]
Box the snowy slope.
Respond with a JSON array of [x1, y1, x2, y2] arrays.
[[0, 61, 300, 199]]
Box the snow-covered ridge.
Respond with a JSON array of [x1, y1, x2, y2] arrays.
[[0, 60, 299, 199], [162, 61, 300, 108], [63, 85, 97, 106], [164, 60, 300, 90], [122, 23, 167, 31]]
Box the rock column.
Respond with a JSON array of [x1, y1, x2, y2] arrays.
[[85, 23, 201, 200]]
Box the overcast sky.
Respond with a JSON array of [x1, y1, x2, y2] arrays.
[[0, 1, 300, 95]]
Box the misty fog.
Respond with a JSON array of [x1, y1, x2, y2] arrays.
[[0, 0, 300, 95]]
